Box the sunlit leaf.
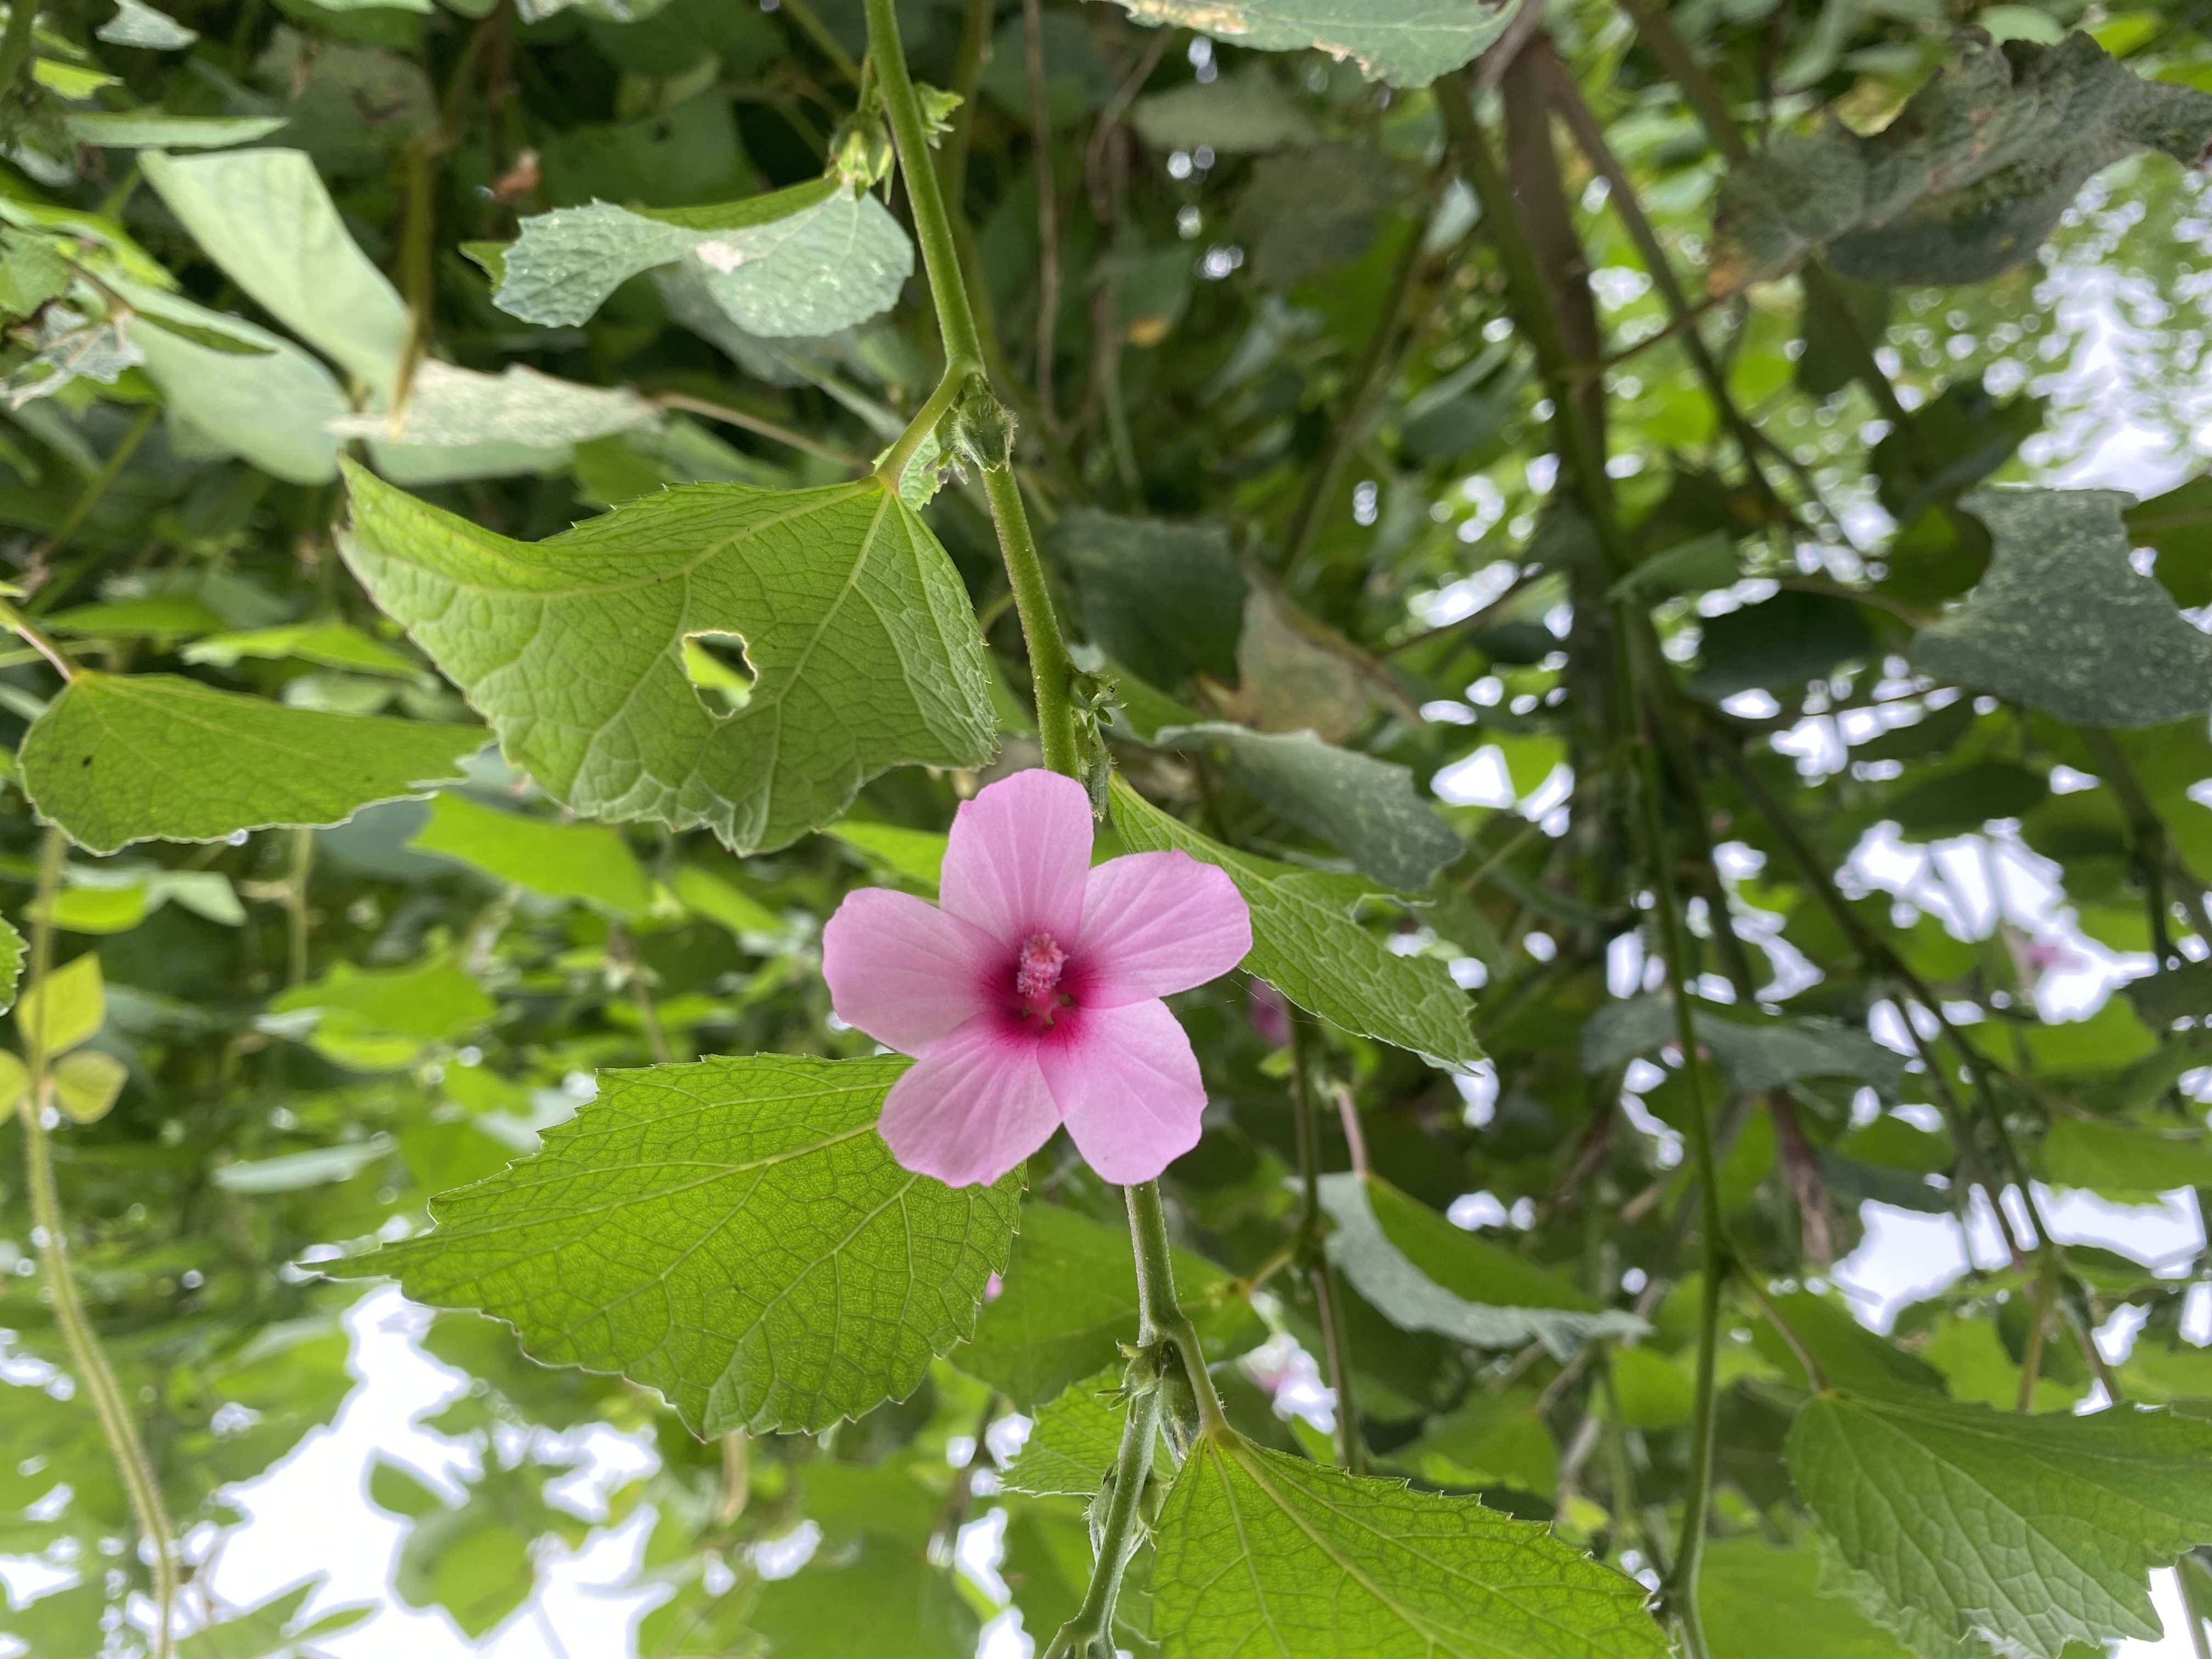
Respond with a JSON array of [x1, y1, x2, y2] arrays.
[[328, 1055, 1021, 1434]]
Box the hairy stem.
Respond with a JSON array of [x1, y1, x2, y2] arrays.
[[20, 829, 178, 1657], [1127, 1180, 1231, 1438], [864, 0, 1081, 776], [1040, 1383, 1162, 1659]]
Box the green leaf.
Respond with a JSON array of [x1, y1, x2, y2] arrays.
[[492, 179, 912, 336], [183, 621, 422, 679], [2041, 1115, 2212, 1197], [1318, 1173, 1643, 1356], [1053, 507, 1248, 690], [1129, 69, 1319, 154], [271, 957, 496, 1043], [2123, 958, 2212, 1028], [2123, 475, 2212, 608], [1000, 1368, 1136, 1498], [1914, 489, 2212, 729], [1582, 996, 1908, 1093], [109, 276, 347, 485], [1379, 1387, 1559, 1496], [408, 792, 654, 917], [1787, 1392, 2212, 1659], [1156, 724, 1463, 891], [1888, 759, 2051, 839], [824, 819, 949, 888], [325, 1055, 1021, 1434], [95, 0, 196, 48], [0, 915, 22, 1015], [212, 1136, 396, 1195], [142, 146, 410, 393], [176, 1577, 372, 1659], [52, 1048, 125, 1123], [325, 360, 656, 451], [16, 952, 103, 1056], [1756, 1292, 1946, 1397], [1699, 1537, 1918, 1659], [65, 113, 286, 148], [338, 464, 998, 855], [1711, 33, 2212, 289], [960, 1202, 1265, 1406], [18, 672, 483, 854], [1690, 589, 1875, 701], [1109, 777, 1478, 1065], [1235, 143, 1406, 287], [746, 1535, 978, 1659], [1104, 0, 1525, 89], [1152, 1434, 1671, 1658]]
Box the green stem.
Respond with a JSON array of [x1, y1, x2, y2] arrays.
[[1289, 1013, 1361, 1470], [777, 0, 863, 87], [2017, 1247, 2056, 1413], [655, 391, 866, 469], [1617, 0, 1748, 165], [2179, 1555, 2212, 1659], [19, 829, 178, 1658], [0, 595, 78, 682], [864, 0, 1081, 777], [1041, 1381, 1163, 1659], [1127, 1180, 1231, 1440], [876, 362, 974, 489], [284, 826, 313, 989], [1020, 0, 1062, 422], [1627, 653, 1722, 1659], [0, 0, 36, 101]]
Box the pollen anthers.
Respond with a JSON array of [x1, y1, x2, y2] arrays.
[[1015, 932, 1069, 1009]]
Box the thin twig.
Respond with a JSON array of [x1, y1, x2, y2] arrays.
[[25, 402, 158, 608], [1021, 0, 1061, 422], [654, 392, 867, 469]]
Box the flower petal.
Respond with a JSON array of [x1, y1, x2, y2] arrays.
[[822, 887, 998, 1052], [878, 1018, 1061, 1189], [1038, 1000, 1206, 1184], [1075, 850, 1251, 1007], [940, 769, 1092, 947]]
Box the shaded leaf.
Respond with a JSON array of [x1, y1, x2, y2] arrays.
[[1379, 1387, 1559, 1497], [1690, 589, 1875, 701], [326, 1055, 1021, 1434], [1053, 507, 1247, 690], [327, 360, 656, 450], [1787, 1392, 2212, 1659], [747, 1535, 977, 1659], [1156, 723, 1462, 890], [2123, 474, 2212, 608], [19, 673, 482, 853], [2041, 1115, 2212, 1197], [962, 1202, 1265, 1406], [1916, 489, 2212, 728], [1152, 1434, 1670, 1658], [1235, 143, 1405, 286], [338, 464, 997, 855], [1711, 33, 2212, 289], [1130, 69, 1318, 153], [1582, 996, 1908, 1093], [1000, 1368, 1134, 1498], [1110, 778, 1477, 1064], [1699, 1536, 1918, 1659]]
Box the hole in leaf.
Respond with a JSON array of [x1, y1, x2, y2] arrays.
[[683, 631, 754, 715]]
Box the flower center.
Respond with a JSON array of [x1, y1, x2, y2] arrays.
[[1015, 933, 1067, 1000]]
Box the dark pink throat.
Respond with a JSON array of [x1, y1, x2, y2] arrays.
[[1014, 933, 1071, 1025]]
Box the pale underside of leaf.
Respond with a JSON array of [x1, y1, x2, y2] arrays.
[[1108, 0, 1523, 89], [337, 465, 999, 854], [1319, 1173, 1644, 1357], [1151, 1434, 1670, 1658], [325, 1055, 1022, 1435], [493, 185, 913, 337]]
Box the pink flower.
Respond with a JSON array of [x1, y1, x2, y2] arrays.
[[822, 770, 1252, 1188]]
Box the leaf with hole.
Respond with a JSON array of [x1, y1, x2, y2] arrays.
[[325, 1055, 1020, 1434], [1920, 489, 2212, 727], [338, 463, 997, 855]]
